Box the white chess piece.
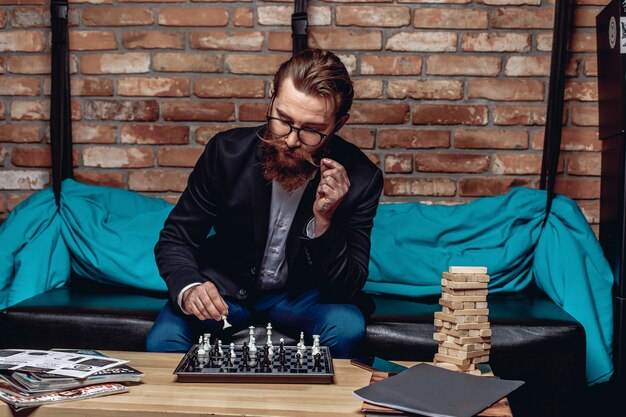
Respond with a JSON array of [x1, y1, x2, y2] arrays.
[[221, 315, 232, 330], [229, 342, 236, 359], [312, 335, 320, 356], [217, 340, 223, 356]]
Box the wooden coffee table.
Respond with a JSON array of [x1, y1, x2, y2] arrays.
[[0, 351, 513, 416]]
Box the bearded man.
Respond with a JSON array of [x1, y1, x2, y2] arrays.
[[146, 49, 384, 357]]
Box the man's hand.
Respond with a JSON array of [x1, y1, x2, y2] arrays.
[[313, 158, 350, 236], [182, 281, 228, 321]]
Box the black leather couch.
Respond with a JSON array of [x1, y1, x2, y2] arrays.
[[0, 278, 586, 417]]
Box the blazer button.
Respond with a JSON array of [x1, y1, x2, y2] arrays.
[[250, 267, 256, 275], [239, 288, 248, 297]]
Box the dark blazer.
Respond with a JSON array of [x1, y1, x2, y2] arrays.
[[155, 125, 384, 314]]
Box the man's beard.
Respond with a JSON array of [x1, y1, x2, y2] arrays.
[[259, 128, 329, 192]]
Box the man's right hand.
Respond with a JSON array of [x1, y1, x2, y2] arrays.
[[182, 281, 228, 321]]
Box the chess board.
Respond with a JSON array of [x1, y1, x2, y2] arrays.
[[174, 344, 335, 383]]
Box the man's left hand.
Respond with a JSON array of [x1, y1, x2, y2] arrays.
[[313, 158, 350, 236]]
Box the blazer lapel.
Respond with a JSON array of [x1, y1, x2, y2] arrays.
[[252, 144, 272, 270], [286, 170, 320, 267]]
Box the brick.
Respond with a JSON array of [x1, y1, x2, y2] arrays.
[[477, 0, 541, 4], [81, 53, 150, 75], [268, 32, 291, 51], [194, 78, 264, 98], [491, 7, 554, 28], [361, 55, 422, 75], [118, 77, 190, 97], [309, 28, 382, 50], [554, 178, 600, 199], [129, 170, 188, 192], [468, 80, 544, 101], [153, 53, 222, 73], [455, 129, 528, 150], [397, 0, 469, 3], [578, 200, 600, 224], [337, 127, 375, 149], [413, 105, 488, 126], [0, 31, 45, 52], [386, 32, 456, 52], [0, 78, 40, 96], [338, 55, 357, 74], [388, 80, 462, 100], [69, 30, 117, 50], [505, 56, 550, 76], [157, 147, 203, 167], [415, 154, 489, 173], [258, 5, 331, 26], [0, 124, 41, 142], [413, 8, 488, 29], [584, 57, 597, 77], [83, 100, 159, 121], [119, 0, 184, 2], [365, 151, 380, 166], [379, 129, 450, 149], [459, 178, 532, 197], [11, 100, 49, 120], [384, 154, 413, 173], [462, 33, 530, 52], [564, 81, 597, 102], [493, 105, 546, 125], [70, 78, 114, 96], [225, 54, 290, 74], [195, 124, 234, 144], [191, 30, 263, 51], [82, 7, 153, 26], [122, 31, 185, 49], [531, 129, 601, 151], [0, 170, 49, 190], [336, 6, 410, 27], [0, 102, 5, 120], [567, 153, 600, 176], [492, 153, 546, 174], [349, 103, 409, 124], [233, 7, 253, 27], [7, 193, 31, 212], [121, 124, 189, 144], [571, 106, 598, 126], [12, 146, 78, 167], [158, 7, 228, 26], [7, 55, 50, 74], [353, 79, 383, 99], [0, 9, 5, 28], [536, 33, 552, 51], [72, 124, 116, 143], [73, 171, 125, 188], [11, 6, 48, 28], [574, 7, 600, 27], [426, 55, 501, 76], [384, 178, 456, 196], [0, 147, 6, 166], [83, 146, 153, 168], [162, 101, 235, 121], [239, 103, 266, 122], [570, 33, 596, 53]]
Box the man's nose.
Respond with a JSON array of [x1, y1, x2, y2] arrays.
[[284, 129, 301, 148]]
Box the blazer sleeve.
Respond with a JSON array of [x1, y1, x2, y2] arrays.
[[154, 137, 222, 305], [300, 168, 384, 302]]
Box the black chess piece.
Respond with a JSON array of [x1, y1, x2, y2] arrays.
[[278, 351, 288, 372], [261, 345, 272, 373], [239, 342, 251, 372], [295, 352, 303, 369], [313, 352, 322, 372]]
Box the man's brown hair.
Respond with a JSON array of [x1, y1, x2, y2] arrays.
[[272, 48, 354, 121]]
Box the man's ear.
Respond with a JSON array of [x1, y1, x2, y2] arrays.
[[335, 114, 350, 132]]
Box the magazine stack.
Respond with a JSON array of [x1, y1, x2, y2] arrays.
[[0, 349, 143, 411]]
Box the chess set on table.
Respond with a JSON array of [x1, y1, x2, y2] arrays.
[[174, 324, 335, 383]]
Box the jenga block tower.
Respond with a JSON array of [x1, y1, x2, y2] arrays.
[[433, 266, 491, 376]]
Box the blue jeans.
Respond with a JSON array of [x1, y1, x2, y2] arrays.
[[146, 289, 366, 358]]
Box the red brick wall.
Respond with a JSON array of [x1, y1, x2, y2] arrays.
[[0, 0, 603, 232]]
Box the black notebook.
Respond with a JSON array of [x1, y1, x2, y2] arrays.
[[353, 363, 524, 417]]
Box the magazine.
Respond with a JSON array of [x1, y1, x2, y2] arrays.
[[0, 349, 128, 378], [0, 380, 128, 411]]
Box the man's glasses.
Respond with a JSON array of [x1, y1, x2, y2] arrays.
[[265, 96, 332, 147]]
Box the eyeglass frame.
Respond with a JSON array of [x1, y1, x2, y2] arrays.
[[265, 95, 338, 147]]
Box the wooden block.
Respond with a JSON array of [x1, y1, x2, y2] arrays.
[[448, 266, 488, 274], [457, 349, 490, 360], [444, 281, 489, 290], [434, 360, 476, 372], [482, 343, 492, 349], [476, 302, 488, 309], [449, 335, 490, 345], [443, 321, 452, 329], [433, 332, 446, 341], [443, 272, 490, 283], [441, 341, 475, 352], [439, 327, 469, 338], [466, 369, 482, 376], [463, 302, 476, 309], [471, 355, 490, 364], [434, 353, 470, 366], [438, 347, 449, 355], [460, 289, 489, 296], [452, 308, 489, 316], [442, 293, 487, 302], [452, 322, 491, 330], [477, 315, 489, 323], [479, 329, 492, 337], [433, 318, 443, 327], [439, 298, 465, 310]]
